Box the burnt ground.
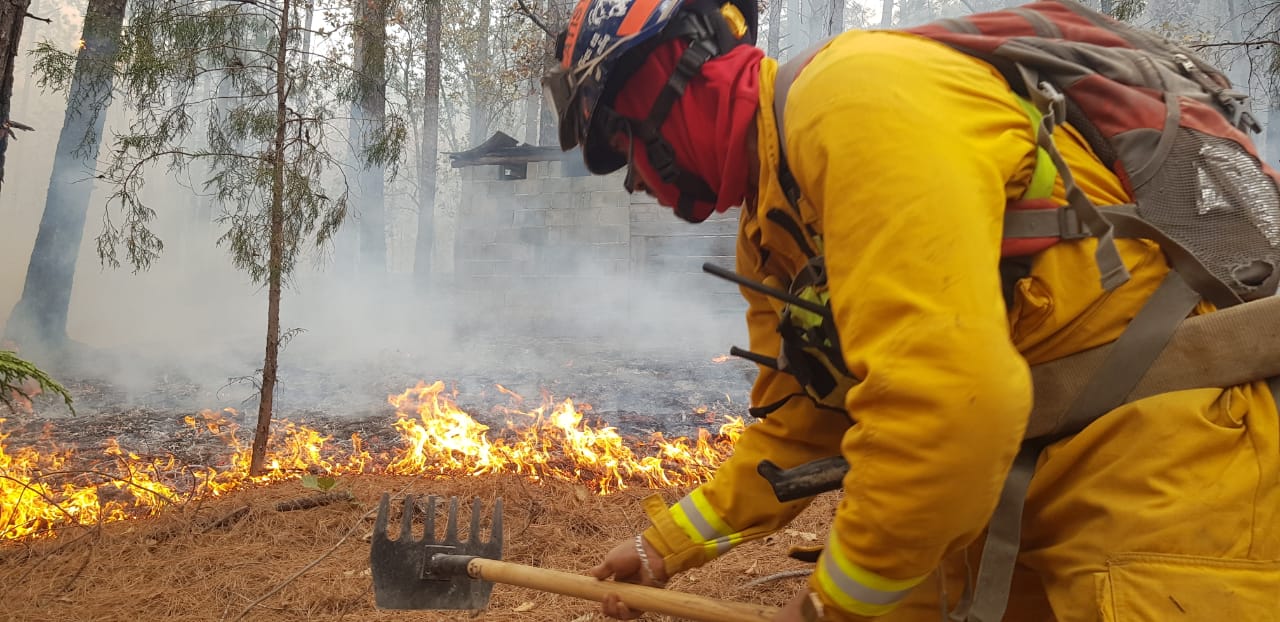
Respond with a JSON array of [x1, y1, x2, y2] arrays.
[[2, 335, 757, 465]]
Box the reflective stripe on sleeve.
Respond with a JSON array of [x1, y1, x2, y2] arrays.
[[670, 488, 740, 557], [813, 531, 929, 617]]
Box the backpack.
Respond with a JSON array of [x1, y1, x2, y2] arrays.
[[747, 1, 1280, 619]]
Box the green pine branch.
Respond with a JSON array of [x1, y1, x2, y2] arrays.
[[0, 351, 74, 414]]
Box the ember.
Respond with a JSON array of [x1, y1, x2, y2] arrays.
[[0, 381, 743, 541]]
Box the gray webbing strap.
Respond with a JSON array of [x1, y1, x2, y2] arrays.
[[1003, 205, 1244, 310], [1003, 204, 1133, 240], [960, 270, 1201, 622], [960, 441, 1046, 622], [1052, 269, 1203, 438], [1017, 63, 1131, 293], [772, 38, 836, 164]]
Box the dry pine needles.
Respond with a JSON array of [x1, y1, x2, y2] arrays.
[[0, 474, 837, 622]]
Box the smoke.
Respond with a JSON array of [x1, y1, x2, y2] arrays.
[[0, 44, 753, 423]]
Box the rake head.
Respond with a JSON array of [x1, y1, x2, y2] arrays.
[[370, 493, 504, 610]]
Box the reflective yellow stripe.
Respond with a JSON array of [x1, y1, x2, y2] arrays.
[[814, 532, 928, 617], [1014, 96, 1057, 200], [670, 489, 740, 556]]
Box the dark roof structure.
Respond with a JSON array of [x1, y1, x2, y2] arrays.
[[446, 131, 568, 168]]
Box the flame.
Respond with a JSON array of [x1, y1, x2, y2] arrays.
[[711, 355, 731, 363], [0, 382, 744, 540]]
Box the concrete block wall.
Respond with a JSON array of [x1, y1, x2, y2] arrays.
[[453, 161, 744, 336]]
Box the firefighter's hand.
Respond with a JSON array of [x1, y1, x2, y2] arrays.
[[591, 535, 669, 620], [774, 589, 811, 622]]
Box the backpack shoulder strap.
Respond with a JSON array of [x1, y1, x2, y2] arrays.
[[771, 40, 832, 209]]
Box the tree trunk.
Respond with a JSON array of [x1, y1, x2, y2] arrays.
[[468, 0, 492, 146], [414, 0, 441, 291], [250, 0, 291, 477], [4, 0, 127, 350], [539, 32, 558, 145], [880, 0, 893, 27], [350, 0, 387, 276], [828, 0, 843, 35], [787, 0, 805, 57], [538, 0, 567, 146], [0, 0, 33, 192], [522, 77, 537, 143], [767, 0, 782, 57]]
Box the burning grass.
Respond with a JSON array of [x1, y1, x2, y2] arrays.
[[1, 380, 744, 541]]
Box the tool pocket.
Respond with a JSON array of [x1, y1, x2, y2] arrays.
[[1095, 552, 1280, 621]]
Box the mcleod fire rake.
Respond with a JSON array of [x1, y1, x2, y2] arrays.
[[370, 493, 779, 622]]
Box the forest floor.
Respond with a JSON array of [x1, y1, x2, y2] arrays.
[[1, 338, 837, 621]]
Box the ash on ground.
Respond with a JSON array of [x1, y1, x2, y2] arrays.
[[3, 335, 757, 461]]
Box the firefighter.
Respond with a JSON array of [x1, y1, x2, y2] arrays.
[[542, 0, 1280, 620]]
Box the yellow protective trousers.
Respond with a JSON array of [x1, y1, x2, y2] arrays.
[[882, 381, 1280, 621]]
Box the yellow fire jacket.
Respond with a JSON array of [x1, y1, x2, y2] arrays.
[[640, 29, 1280, 621]]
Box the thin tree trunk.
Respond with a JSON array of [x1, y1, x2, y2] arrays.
[[538, 0, 565, 146], [468, 0, 492, 146], [414, 0, 441, 291], [787, 0, 805, 55], [880, 0, 892, 27], [828, 0, 843, 35], [767, 0, 782, 57], [250, 0, 291, 477], [0, 0, 34, 191], [350, 0, 387, 276], [523, 77, 538, 144], [539, 31, 558, 145], [4, 0, 126, 350]]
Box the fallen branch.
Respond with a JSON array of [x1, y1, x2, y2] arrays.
[[194, 491, 356, 536], [273, 490, 354, 512], [742, 569, 812, 588], [200, 506, 251, 534]]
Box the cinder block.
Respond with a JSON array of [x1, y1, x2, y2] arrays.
[[517, 227, 549, 246], [546, 208, 575, 227], [542, 193, 573, 209], [487, 180, 516, 197], [596, 206, 630, 227], [518, 194, 551, 211], [512, 178, 541, 195], [542, 177, 571, 194], [572, 208, 597, 227], [589, 226, 628, 244], [513, 209, 547, 227]]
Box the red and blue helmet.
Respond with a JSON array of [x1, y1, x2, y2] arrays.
[[543, 0, 757, 181]]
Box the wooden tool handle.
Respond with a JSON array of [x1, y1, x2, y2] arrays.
[[467, 557, 780, 622]]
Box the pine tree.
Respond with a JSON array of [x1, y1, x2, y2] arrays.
[[29, 0, 405, 473]]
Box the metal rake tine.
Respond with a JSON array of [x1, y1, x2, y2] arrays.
[[469, 497, 482, 544], [399, 494, 415, 541], [491, 498, 503, 546], [445, 496, 460, 544], [424, 495, 437, 543], [373, 493, 391, 540]]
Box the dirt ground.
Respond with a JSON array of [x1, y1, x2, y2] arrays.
[[0, 473, 840, 622]]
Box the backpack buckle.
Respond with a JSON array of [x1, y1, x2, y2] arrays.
[[1058, 206, 1089, 240]]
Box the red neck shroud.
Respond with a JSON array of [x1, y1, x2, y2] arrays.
[[613, 41, 763, 220]]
